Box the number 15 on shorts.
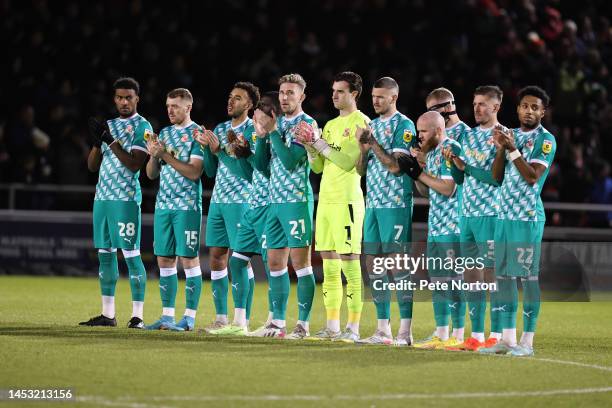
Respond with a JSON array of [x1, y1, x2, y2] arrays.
[[185, 230, 198, 251]]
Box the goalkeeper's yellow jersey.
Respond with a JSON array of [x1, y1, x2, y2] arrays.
[[319, 110, 370, 204]]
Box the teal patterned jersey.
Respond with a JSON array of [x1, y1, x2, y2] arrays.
[[245, 127, 270, 208], [445, 120, 471, 217], [425, 138, 461, 236], [459, 125, 499, 217], [269, 112, 315, 204], [366, 111, 417, 208], [155, 121, 204, 211], [211, 119, 252, 204], [95, 114, 151, 204], [497, 125, 556, 221], [445, 120, 470, 143]]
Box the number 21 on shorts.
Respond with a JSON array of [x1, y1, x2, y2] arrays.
[[289, 219, 305, 237]]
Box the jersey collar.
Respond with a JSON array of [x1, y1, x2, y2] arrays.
[[174, 120, 194, 130], [117, 112, 139, 121], [231, 117, 250, 130]]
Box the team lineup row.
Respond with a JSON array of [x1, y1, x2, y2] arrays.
[[80, 72, 556, 357]]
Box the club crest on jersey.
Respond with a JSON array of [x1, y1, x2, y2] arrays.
[[526, 138, 534, 149], [125, 125, 134, 135], [403, 129, 413, 143], [181, 134, 190, 142], [343, 128, 351, 138], [385, 127, 392, 135], [143, 129, 153, 141], [542, 140, 552, 154]]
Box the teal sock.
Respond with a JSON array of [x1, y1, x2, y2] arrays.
[[522, 278, 541, 332], [246, 273, 255, 320], [270, 269, 289, 320], [263, 257, 273, 314], [98, 251, 119, 296], [159, 270, 178, 309], [498, 277, 518, 329], [296, 269, 315, 322], [370, 274, 391, 320], [125, 255, 146, 302], [432, 288, 450, 327], [211, 269, 229, 316], [228, 256, 249, 309], [490, 287, 503, 334], [185, 266, 202, 311], [395, 275, 413, 319], [467, 290, 486, 333], [450, 280, 466, 329]]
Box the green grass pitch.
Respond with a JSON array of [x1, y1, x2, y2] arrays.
[[1, 276, 611, 408]]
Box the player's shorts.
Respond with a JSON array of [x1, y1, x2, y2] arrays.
[[494, 219, 544, 277], [154, 209, 202, 258], [459, 215, 496, 268], [363, 207, 412, 255], [265, 201, 314, 249], [427, 234, 461, 279], [93, 200, 141, 250], [205, 202, 247, 248], [315, 200, 365, 255], [233, 205, 269, 254]]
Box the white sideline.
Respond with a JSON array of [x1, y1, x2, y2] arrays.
[[78, 386, 612, 406], [75, 357, 612, 406]]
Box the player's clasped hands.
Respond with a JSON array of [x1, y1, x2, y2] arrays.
[[194, 127, 221, 153], [293, 121, 317, 145], [442, 145, 465, 171], [355, 120, 373, 151], [146, 134, 165, 159], [491, 125, 515, 150], [253, 108, 277, 137], [410, 146, 426, 168]]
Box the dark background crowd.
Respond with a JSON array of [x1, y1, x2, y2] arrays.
[[1, 0, 611, 226]]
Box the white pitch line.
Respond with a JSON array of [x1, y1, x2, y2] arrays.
[[77, 396, 173, 408], [78, 358, 612, 405], [530, 357, 612, 372], [95, 386, 612, 403]]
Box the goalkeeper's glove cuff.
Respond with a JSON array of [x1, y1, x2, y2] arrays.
[[100, 131, 115, 146], [312, 138, 332, 157]]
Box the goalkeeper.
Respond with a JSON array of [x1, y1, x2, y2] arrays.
[[295, 71, 369, 341]]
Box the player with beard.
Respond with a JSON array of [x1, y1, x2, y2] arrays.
[[198, 82, 259, 333], [479, 86, 556, 357]]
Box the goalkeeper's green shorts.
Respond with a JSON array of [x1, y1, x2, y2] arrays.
[[315, 200, 365, 255]]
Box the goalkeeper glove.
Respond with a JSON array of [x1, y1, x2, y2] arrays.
[[397, 154, 423, 180], [88, 117, 114, 147], [234, 136, 252, 158]]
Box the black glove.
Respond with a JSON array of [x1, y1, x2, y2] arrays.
[[359, 128, 374, 145], [88, 117, 114, 147], [234, 142, 252, 158], [257, 101, 275, 117], [397, 154, 423, 180]]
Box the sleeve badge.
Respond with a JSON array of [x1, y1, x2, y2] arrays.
[[542, 140, 553, 154], [403, 129, 413, 143]]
